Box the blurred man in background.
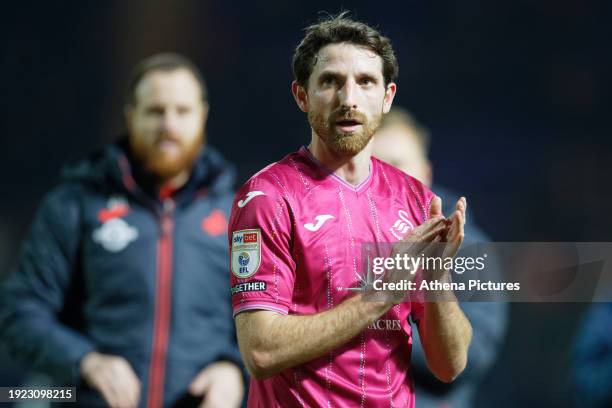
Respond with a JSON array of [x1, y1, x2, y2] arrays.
[[0, 53, 244, 408], [573, 301, 612, 408], [373, 107, 508, 408]]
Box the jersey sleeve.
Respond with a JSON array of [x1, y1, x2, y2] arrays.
[[228, 176, 296, 317], [405, 174, 436, 225]]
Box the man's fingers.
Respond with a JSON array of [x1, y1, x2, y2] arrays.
[[455, 197, 467, 225], [422, 222, 450, 241], [100, 374, 125, 408], [406, 215, 445, 239], [455, 197, 465, 210], [189, 369, 212, 396], [449, 210, 465, 241], [125, 363, 141, 405], [392, 196, 468, 276], [442, 212, 465, 259], [195, 363, 244, 408], [101, 370, 121, 407], [97, 381, 118, 408], [82, 353, 140, 408], [394, 216, 449, 260], [456, 214, 465, 244], [106, 380, 133, 408], [429, 195, 443, 218], [413, 224, 449, 252], [109, 359, 140, 408], [419, 234, 443, 258], [397, 222, 448, 257], [122, 366, 141, 408]]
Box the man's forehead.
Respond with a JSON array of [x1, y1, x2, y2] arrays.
[[313, 42, 383, 74], [136, 68, 202, 101]]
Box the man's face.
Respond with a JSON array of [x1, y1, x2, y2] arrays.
[[294, 42, 395, 156], [126, 68, 207, 182], [372, 124, 432, 186]]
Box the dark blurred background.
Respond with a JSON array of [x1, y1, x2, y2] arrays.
[[1, 0, 610, 406]]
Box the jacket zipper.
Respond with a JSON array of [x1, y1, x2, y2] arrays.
[[146, 199, 175, 408]]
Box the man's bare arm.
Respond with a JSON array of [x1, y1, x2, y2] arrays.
[[235, 294, 390, 379], [417, 196, 472, 383], [418, 290, 472, 383]]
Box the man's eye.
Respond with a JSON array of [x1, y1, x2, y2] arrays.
[[146, 107, 164, 116], [177, 107, 191, 115], [322, 77, 336, 85], [360, 78, 373, 86]]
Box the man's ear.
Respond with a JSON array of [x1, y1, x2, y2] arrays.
[[291, 81, 309, 112], [201, 101, 210, 127], [382, 82, 397, 114]]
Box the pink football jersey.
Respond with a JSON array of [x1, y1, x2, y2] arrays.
[[229, 146, 435, 408]]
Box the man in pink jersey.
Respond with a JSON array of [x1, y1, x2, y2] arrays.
[[229, 13, 472, 407]]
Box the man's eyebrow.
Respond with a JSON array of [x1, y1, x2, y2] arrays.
[[318, 70, 343, 77], [316, 71, 344, 84], [357, 72, 379, 79], [319, 67, 381, 77]]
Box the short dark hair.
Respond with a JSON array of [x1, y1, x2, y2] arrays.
[[125, 53, 207, 107], [292, 12, 398, 88]]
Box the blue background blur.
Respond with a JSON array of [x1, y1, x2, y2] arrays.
[[1, 1, 611, 406]]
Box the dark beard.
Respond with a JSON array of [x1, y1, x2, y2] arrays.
[[308, 109, 382, 156]]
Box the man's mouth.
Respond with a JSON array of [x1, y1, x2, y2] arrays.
[[335, 119, 363, 132], [156, 138, 182, 152]]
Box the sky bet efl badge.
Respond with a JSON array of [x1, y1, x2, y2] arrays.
[[232, 229, 261, 278]]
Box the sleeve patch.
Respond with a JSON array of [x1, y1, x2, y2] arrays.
[[231, 229, 262, 278], [231, 280, 267, 295]]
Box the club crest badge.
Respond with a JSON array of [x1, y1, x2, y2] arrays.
[[93, 196, 138, 252], [93, 218, 139, 252], [389, 209, 415, 240], [232, 229, 261, 278]]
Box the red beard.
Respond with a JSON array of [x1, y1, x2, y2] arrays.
[[129, 132, 204, 183]]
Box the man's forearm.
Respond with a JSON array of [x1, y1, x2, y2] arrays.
[[236, 294, 391, 379], [419, 277, 472, 383]]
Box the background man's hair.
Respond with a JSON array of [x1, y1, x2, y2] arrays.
[[379, 107, 431, 154], [125, 53, 207, 107], [292, 11, 398, 88]]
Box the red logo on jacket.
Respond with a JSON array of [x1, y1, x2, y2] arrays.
[[202, 210, 228, 236], [97, 202, 130, 223]]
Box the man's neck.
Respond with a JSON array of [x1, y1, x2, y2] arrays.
[[159, 170, 190, 192], [309, 132, 372, 187]]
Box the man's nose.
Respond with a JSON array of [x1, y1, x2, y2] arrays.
[[338, 80, 358, 110], [161, 110, 179, 131]]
